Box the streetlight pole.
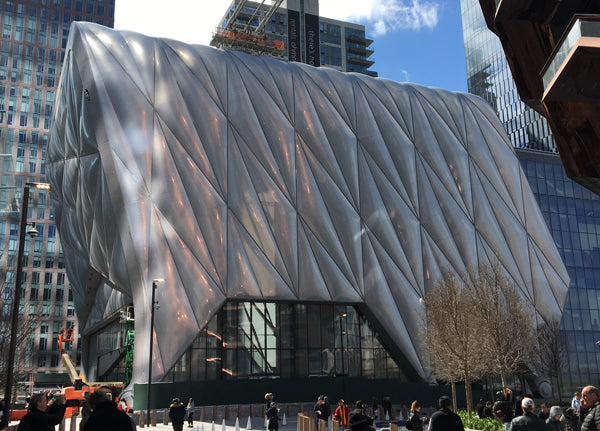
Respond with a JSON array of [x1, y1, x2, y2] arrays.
[[338, 312, 347, 397], [146, 278, 163, 427], [1, 181, 50, 429]]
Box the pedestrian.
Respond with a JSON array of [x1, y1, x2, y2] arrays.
[[79, 391, 92, 431], [428, 396, 464, 431], [493, 389, 515, 426], [187, 398, 195, 428], [372, 397, 379, 420], [573, 393, 582, 415], [315, 395, 327, 427], [510, 398, 544, 431], [265, 393, 274, 409], [169, 398, 187, 431], [348, 401, 374, 431], [323, 396, 332, 421], [381, 397, 393, 420], [334, 399, 351, 430], [580, 386, 600, 431], [17, 392, 67, 431], [81, 389, 136, 431], [408, 401, 425, 431], [561, 407, 579, 431], [545, 406, 562, 431], [476, 399, 485, 419], [267, 401, 281, 431], [482, 401, 493, 419], [538, 405, 549, 421]]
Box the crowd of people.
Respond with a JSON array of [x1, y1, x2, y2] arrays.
[[478, 386, 600, 431], [11, 385, 600, 431]]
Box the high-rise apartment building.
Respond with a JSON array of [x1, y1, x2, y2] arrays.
[[461, 0, 600, 392], [213, 0, 377, 77], [0, 0, 114, 391]]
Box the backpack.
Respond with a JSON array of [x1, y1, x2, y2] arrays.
[[406, 414, 413, 430]]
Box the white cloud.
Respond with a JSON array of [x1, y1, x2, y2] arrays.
[[114, 0, 440, 48], [320, 0, 440, 35]]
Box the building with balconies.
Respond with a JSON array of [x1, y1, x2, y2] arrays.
[[213, 0, 377, 76]]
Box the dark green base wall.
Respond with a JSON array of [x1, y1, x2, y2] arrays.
[[133, 377, 484, 412]]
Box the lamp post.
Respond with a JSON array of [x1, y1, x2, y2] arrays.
[[1, 181, 50, 429], [338, 312, 347, 396], [146, 278, 163, 427]]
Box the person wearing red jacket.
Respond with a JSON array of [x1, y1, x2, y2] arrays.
[[334, 400, 350, 430]]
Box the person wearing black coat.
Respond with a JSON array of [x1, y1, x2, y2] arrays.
[[428, 396, 464, 431], [348, 401, 373, 431], [510, 398, 544, 431], [493, 389, 514, 424], [17, 392, 67, 431], [82, 390, 135, 431], [408, 401, 425, 431], [267, 402, 281, 431], [169, 398, 187, 431], [561, 407, 579, 431], [581, 386, 600, 431]]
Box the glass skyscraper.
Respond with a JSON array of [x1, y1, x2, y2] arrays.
[[461, 0, 555, 152], [0, 0, 114, 390], [461, 0, 600, 391]]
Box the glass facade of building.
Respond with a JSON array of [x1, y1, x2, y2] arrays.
[[461, 0, 555, 152], [461, 0, 600, 391], [0, 0, 114, 383], [166, 302, 404, 383], [517, 149, 600, 390]]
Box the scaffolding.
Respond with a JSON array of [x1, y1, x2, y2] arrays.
[[211, 0, 285, 56]]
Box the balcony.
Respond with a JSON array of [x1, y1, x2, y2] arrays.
[[542, 15, 600, 103], [347, 35, 373, 47], [347, 56, 375, 68], [347, 45, 374, 57]]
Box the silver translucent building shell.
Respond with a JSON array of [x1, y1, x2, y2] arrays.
[[47, 22, 569, 384]]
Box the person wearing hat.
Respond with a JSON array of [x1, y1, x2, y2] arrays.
[[428, 396, 464, 431], [545, 406, 562, 431], [334, 399, 351, 430], [510, 398, 544, 431], [169, 397, 186, 431]]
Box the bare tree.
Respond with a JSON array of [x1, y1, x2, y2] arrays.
[[535, 318, 567, 402], [468, 262, 535, 391], [423, 272, 486, 417], [0, 279, 41, 400]]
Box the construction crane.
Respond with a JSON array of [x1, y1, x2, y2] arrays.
[[211, 0, 285, 56], [57, 327, 124, 415]]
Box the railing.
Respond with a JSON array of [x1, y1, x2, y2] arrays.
[[542, 15, 600, 90]]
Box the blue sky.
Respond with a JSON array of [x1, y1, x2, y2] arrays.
[[114, 0, 467, 92]]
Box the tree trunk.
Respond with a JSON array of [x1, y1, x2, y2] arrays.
[[489, 375, 495, 402], [519, 374, 526, 395], [500, 373, 507, 394], [465, 371, 473, 418], [556, 375, 563, 404], [451, 381, 457, 413]]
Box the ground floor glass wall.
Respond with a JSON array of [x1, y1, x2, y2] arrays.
[[166, 302, 405, 382]]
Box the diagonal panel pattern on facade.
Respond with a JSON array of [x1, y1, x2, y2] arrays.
[[48, 22, 569, 384]]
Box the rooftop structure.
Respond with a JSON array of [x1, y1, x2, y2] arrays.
[[212, 0, 376, 76]]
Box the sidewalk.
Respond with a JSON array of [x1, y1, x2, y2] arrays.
[[6, 416, 299, 430]]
